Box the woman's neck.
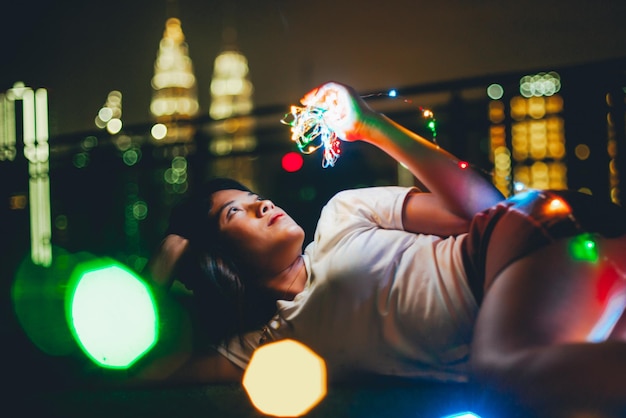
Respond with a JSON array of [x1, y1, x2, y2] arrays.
[[265, 255, 307, 300]]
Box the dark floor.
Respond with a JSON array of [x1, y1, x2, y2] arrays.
[[2, 321, 604, 418], [6, 340, 616, 418], [15, 379, 509, 418], [3, 339, 512, 418]]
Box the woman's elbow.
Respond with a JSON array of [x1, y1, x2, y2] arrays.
[[469, 344, 533, 394]]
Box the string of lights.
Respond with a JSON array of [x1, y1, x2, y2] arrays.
[[278, 90, 493, 180], [282, 90, 441, 168]]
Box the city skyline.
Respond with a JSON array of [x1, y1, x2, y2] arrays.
[[2, 0, 626, 137]]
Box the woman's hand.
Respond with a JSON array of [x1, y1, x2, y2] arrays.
[[301, 81, 504, 219], [146, 234, 189, 289], [300, 81, 376, 142]]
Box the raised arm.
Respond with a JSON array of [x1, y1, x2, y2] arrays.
[[131, 234, 243, 386], [301, 82, 504, 220], [144, 234, 189, 289]]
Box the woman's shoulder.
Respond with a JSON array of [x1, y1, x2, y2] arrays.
[[326, 186, 415, 206]]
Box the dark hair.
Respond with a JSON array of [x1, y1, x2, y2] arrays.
[[166, 178, 277, 346]]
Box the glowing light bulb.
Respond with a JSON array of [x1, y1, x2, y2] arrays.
[[458, 161, 469, 169], [569, 234, 599, 263], [243, 339, 327, 417], [66, 259, 158, 369], [545, 197, 571, 216], [549, 198, 563, 209], [443, 412, 483, 418]]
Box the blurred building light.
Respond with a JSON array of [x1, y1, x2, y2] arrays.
[[132, 200, 148, 220], [519, 71, 561, 98], [150, 18, 198, 144], [207, 28, 258, 190], [98, 107, 113, 123], [122, 148, 140, 166], [163, 156, 188, 193], [81, 136, 98, 150], [151, 123, 168, 140], [73, 152, 89, 168], [491, 72, 566, 196], [209, 48, 254, 119], [487, 83, 504, 100], [114, 134, 132, 151], [7, 83, 52, 266], [95, 91, 123, 132], [0, 91, 17, 161], [106, 118, 122, 134]]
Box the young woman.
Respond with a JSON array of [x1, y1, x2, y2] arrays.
[[143, 82, 626, 416]]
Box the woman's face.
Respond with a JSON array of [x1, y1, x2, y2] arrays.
[[209, 189, 305, 278]]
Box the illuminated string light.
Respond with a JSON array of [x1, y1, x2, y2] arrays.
[[513, 181, 526, 192], [282, 89, 495, 179], [281, 105, 341, 168], [419, 107, 438, 143], [361, 91, 438, 143], [544, 196, 571, 217], [569, 233, 599, 263], [282, 90, 439, 168]]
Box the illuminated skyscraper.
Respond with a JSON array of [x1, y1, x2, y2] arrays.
[[207, 28, 257, 189], [150, 17, 199, 144]]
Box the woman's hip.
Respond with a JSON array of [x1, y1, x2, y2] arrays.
[[462, 189, 626, 304]]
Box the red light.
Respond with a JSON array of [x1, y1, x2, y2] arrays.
[[458, 161, 469, 169], [282, 152, 304, 172]]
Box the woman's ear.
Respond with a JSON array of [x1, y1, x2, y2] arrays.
[[147, 234, 190, 289]]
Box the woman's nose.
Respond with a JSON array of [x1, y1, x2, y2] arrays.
[[256, 199, 274, 216]]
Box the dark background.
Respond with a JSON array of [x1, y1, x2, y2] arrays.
[[2, 0, 626, 136]]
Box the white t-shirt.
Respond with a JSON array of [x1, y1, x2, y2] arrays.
[[218, 186, 478, 382]]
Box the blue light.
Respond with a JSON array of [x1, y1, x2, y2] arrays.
[[513, 181, 526, 192], [388, 89, 397, 97], [442, 412, 482, 418]]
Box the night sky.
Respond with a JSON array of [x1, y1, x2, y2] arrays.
[[2, 0, 626, 136]]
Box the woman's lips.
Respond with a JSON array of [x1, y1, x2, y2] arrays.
[[269, 213, 283, 226]]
